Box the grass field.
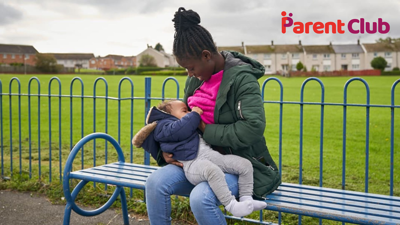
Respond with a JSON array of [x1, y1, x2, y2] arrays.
[[0, 74, 400, 224]]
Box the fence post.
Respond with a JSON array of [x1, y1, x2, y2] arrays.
[[144, 77, 151, 165]]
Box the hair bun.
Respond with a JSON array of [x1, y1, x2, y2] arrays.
[[173, 7, 201, 32]]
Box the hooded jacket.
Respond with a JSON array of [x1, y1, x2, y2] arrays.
[[136, 51, 281, 199], [141, 106, 202, 161], [181, 51, 281, 198]]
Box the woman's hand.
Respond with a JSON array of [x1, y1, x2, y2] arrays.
[[162, 152, 183, 167], [198, 120, 206, 132]]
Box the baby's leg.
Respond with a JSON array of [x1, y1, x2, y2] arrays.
[[205, 152, 267, 211], [184, 158, 253, 217]]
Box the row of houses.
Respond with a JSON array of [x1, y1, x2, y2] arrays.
[[0, 44, 179, 71], [218, 40, 400, 74], [1, 39, 399, 73]]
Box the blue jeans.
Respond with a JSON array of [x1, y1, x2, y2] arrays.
[[145, 164, 239, 225]]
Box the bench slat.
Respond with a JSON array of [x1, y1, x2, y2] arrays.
[[87, 167, 152, 178], [281, 183, 400, 203], [266, 200, 400, 224], [70, 171, 147, 189], [268, 191, 400, 213], [277, 185, 400, 207], [267, 195, 400, 219]]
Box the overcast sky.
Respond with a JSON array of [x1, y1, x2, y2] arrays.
[[1, 0, 399, 56]]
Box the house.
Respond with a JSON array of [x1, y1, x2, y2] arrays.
[[245, 43, 276, 74], [89, 55, 136, 70], [219, 41, 304, 74], [332, 40, 365, 71], [303, 44, 335, 72], [362, 42, 398, 71], [271, 41, 304, 73], [136, 46, 177, 68], [49, 53, 95, 69], [217, 42, 246, 54], [0, 44, 38, 66]]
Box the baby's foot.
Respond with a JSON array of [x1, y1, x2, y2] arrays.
[[225, 199, 253, 217], [240, 196, 267, 211]]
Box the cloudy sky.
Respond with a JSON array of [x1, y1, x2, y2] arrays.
[[1, 0, 399, 56]]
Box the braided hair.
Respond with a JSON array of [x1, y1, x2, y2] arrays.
[[172, 7, 218, 60]]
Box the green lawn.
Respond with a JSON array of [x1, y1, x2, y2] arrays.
[[0, 75, 399, 189], [1, 74, 399, 224]]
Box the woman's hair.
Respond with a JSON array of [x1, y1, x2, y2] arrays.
[[172, 7, 217, 59]]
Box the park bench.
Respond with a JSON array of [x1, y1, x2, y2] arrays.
[[63, 132, 400, 225]]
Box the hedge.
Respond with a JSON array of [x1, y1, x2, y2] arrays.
[[381, 71, 400, 76], [141, 70, 188, 76]]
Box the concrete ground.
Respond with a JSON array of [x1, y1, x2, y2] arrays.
[[0, 190, 151, 225]]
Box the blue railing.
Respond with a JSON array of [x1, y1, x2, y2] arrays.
[[0, 76, 399, 224]]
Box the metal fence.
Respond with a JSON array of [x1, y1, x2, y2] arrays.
[[0, 76, 399, 224]]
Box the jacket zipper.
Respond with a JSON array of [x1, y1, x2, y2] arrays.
[[252, 156, 275, 171], [238, 101, 245, 119]]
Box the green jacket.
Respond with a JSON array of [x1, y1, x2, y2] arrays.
[[158, 51, 281, 199]]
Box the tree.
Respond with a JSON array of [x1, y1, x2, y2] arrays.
[[154, 43, 164, 52], [139, 54, 157, 67], [34, 53, 62, 73], [370, 56, 387, 71], [296, 61, 304, 71]]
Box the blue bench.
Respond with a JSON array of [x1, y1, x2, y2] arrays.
[[63, 133, 400, 225]]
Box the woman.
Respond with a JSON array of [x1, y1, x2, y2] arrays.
[[145, 7, 281, 225]]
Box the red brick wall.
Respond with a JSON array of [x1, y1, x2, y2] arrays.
[[0, 54, 36, 65]]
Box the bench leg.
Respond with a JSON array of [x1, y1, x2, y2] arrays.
[[120, 187, 129, 225], [63, 203, 72, 225]]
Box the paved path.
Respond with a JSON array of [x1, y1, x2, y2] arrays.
[[0, 190, 150, 225]]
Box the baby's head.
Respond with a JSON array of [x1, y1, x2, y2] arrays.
[[157, 100, 189, 119]]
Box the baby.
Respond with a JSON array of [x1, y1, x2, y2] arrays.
[[133, 100, 267, 217]]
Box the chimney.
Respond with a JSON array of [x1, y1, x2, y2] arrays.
[[357, 39, 360, 45], [299, 40, 302, 46], [271, 40, 274, 46], [329, 41, 332, 46], [242, 41, 244, 48]]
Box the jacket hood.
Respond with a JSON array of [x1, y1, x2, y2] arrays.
[[133, 107, 176, 161], [221, 51, 265, 80], [146, 106, 176, 124]]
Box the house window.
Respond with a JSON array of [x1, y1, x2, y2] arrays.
[[341, 54, 346, 59], [312, 54, 318, 60], [352, 53, 359, 59], [292, 53, 299, 59], [263, 54, 270, 59], [264, 65, 271, 71], [91, 60, 95, 64], [374, 52, 378, 57], [12, 54, 15, 59], [323, 65, 331, 71], [281, 54, 287, 59], [385, 52, 392, 58], [312, 65, 319, 71], [3, 54, 6, 59], [386, 63, 392, 70], [25, 54, 29, 59], [323, 54, 330, 59], [352, 64, 360, 70]]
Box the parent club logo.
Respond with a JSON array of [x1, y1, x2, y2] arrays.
[[281, 11, 390, 34]]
